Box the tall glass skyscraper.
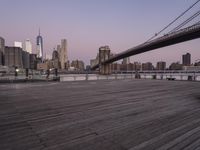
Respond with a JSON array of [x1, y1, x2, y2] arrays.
[[36, 29, 43, 60]]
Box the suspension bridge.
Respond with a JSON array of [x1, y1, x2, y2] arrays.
[[91, 0, 200, 74]]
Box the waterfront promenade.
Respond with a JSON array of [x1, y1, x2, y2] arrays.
[[1, 79, 200, 150]]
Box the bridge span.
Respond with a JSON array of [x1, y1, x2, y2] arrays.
[[92, 23, 200, 70]]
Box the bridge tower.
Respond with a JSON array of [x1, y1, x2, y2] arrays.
[[99, 46, 111, 75]]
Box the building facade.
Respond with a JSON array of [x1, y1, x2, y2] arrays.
[[52, 50, 60, 69], [182, 53, 191, 66], [156, 61, 166, 70], [4, 46, 23, 68], [14, 41, 23, 48], [52, 50, 59, 60], [111, 63, 121, 72], [142, 62, 154, 71], [169, 62, 183, 70], [71, 60, 85, 71], [22, 51, 30, 69], [60, 39, 67, 69], [30, 54, 37, 70], [133, 62, 142, 71], [122, 57, 130, 65], [25, 39, 32, 54], [194, 61, 200, 66], [0, 37, 5, 65]]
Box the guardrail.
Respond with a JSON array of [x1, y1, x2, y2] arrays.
[[59, 73, 200, 82], [1, 72, 200, 83]]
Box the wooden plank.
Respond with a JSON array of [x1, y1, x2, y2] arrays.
[[0, 79, 200, 149]]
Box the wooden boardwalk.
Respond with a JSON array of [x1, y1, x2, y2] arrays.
[[0, 79, 200, 150]]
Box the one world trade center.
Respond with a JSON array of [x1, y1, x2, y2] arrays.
[[36, 29, 43, 61]]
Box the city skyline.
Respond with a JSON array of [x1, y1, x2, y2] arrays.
[[0, 0, 200, 65]]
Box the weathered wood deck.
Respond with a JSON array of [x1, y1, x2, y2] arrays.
[[0, 79, 200, 150]]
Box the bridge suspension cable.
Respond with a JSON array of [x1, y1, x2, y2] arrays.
[[145, 0, 200, 42], [169, 10, 200, 33]]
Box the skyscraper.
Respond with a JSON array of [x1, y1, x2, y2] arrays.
[[14, 41, 23, 48], [25, 39, 32, 54], [0, 37, 5, 65], [182, 53, 191, 66], [36, 29, 43, 60], [60, 39, 67, 69]]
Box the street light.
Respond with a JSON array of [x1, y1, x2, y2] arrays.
[[15, 67, 19, 77]]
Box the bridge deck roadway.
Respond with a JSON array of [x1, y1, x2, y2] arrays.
[[1, 79, 200, 150]]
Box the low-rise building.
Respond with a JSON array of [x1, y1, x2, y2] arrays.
[[183, 66, 200, 71], [169, 62, 183, 70], [156, 61, 166, 70], [111, 63, 121, 72], [142, 62, 154, 71]]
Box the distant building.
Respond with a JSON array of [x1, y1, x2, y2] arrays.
[[14, 41, 23, 48], [183, 66, 200, 71], [4, 46, 23, 68], [52, 49, 60, 69], [52, 50, 59, 60], [37, 62, 49, 71], [182, 53, 191, 66], [0, 37, 5, 54], [122, 57, 130, 65], [120, 57, 132, 71], [22, 51, 30, 69], [57, 39, 68, 70], [60, 39, 68, 69], [0, 52, 3, 66], [111, 63, 121, 72], [0, 37, 5, 65], [57, 44, 61, 58], [142, 62, 154, 71], [30, 54, 37, 70], [120, 63, 135, 71], [65, 60, 70, 70], [36, 30, 43, 60], [71, 60, 85, 71], [194, 61, 200, 66], [156, 61, 166, 70], [111, 62, 141, 72], [133, 62, 141, 71], [25, 39, 32, 54], [86, 65, 91, 71], [37, 59, 54, 71], [169, 62, 182, 70]]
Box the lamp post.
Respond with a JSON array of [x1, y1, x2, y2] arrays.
[[15, 66, 19, 79]]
